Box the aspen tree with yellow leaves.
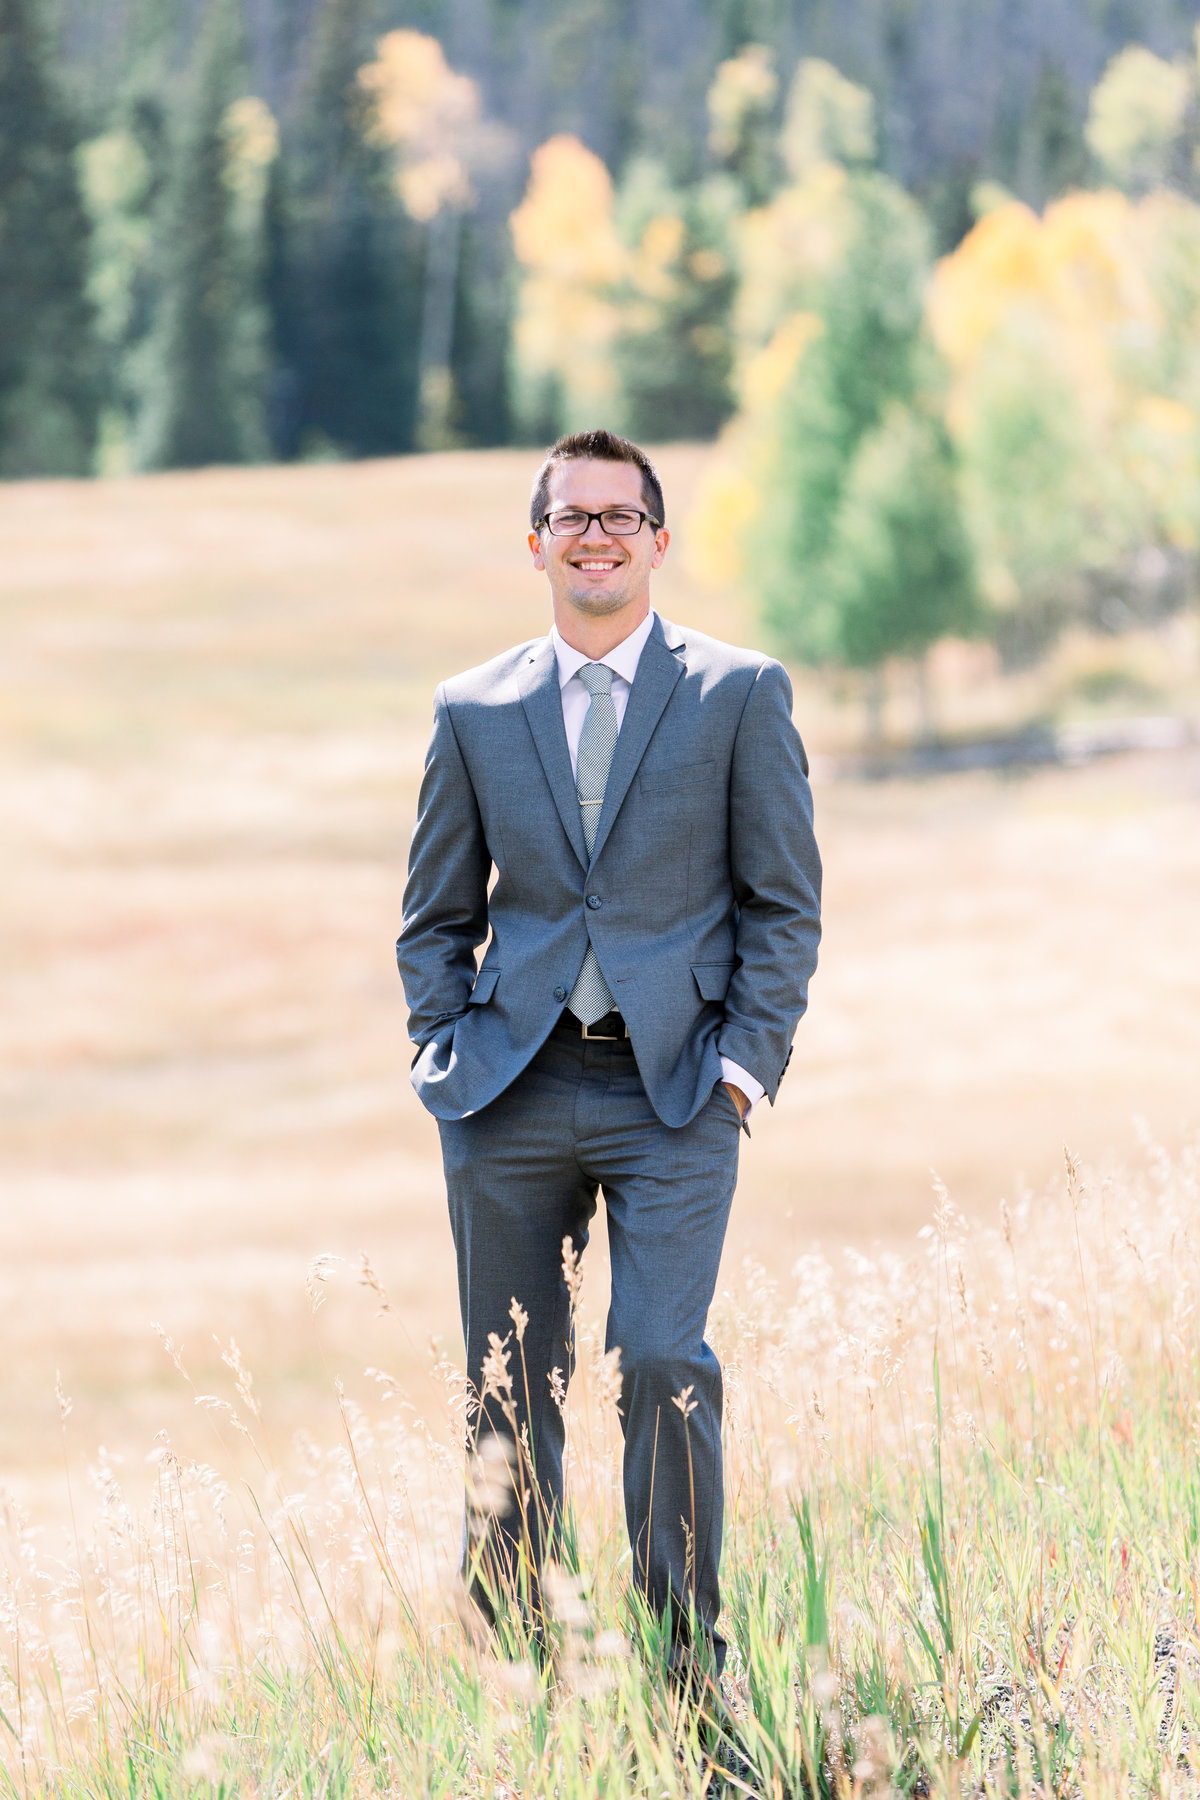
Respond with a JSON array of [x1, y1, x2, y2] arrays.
[[359, 30, 503, 448], [508, 133, 624, 439], [692, 63, 977, 740], [930, 190, 1200, 654], [689, 38, 1200, 706]]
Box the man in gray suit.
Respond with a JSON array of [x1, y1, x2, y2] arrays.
[[397, 429, 821, 1679]]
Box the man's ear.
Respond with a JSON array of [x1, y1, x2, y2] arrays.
[[528, 528, 547, 570], [651, 526, 670, 569]]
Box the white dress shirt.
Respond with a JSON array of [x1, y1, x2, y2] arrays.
[[550, 611, 765, 1116]]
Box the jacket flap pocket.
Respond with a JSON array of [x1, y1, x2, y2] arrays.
[[468, 967, 500, 1005], [691, 961, 734, 1002], [640, 758, 716, 794]]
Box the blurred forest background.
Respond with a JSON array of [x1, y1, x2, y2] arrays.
[[7, 0, 1200, 696]]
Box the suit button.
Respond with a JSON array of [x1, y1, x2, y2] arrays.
[[586, 894, 602, 910], [554, 985, 568, 1002]]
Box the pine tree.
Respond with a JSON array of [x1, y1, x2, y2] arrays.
[[1020, 63, 1089, 206], [0, 0, 98, 475], [271, 0, 423, 459], [451, 209, 512, 447], [613, 158, 738, 441], [136, 0, 273, 468], [76, 0, 174, 471]]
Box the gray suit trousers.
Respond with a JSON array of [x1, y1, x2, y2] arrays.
[[438, 1019, 741, 1667]]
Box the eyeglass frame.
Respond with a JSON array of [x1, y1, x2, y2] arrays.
[[535, 506, 662, 538]]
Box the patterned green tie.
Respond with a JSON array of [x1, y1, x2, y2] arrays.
[[566, 662, 617, 1024]]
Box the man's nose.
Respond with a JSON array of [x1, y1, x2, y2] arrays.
[[579, 517, 615, 544]]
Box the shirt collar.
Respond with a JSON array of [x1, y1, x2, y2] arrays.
[[551, 609, 657, 691]]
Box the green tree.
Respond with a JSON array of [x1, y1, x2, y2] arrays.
[[76, 0, 175, 470], [748, 172, 978, 729], [271, 0, 422, 458], [930, 188, 1200, 661], [451, 210, 513, 448], [1018, 62, 1089, 207], [136, 0, 274, 468], [1086, 44, 1196, 196], [781, 57, 875, 180], [0, 0, 98, 475], [822, 405, 978, 705], [613, 158, 739, 441], [706, 42, 779, 206]]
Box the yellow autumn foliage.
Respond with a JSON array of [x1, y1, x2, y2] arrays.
[[931, 189, 1200, 567], [629, 213, 686, 304], [734, 161, 851, 366], [930, 193, 1153, 428], [742, 310, 824, 410], [685, 312, 823, 588], [707, 44, 778, 162], [509, 134, 626, 431], [359, 30, 480, 221], [700, 164, 1200, 624]]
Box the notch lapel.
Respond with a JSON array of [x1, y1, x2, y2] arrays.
[[588, 619, 685, 867], [517, 637, 589, 871]]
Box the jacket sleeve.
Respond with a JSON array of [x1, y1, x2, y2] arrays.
[[717, 659, 822, 1102], [395, 684, 491, 1047]]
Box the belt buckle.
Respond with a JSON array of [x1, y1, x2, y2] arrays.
[[582, 1013, 624, 1041]]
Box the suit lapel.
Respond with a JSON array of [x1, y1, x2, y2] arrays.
[[517, 637, 589, 871], [588, 616, 685, 867]]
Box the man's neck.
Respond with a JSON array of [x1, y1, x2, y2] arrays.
[[552, 599, 650, 661]]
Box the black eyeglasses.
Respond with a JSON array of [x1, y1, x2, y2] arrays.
[[537, 507, 661, 537]]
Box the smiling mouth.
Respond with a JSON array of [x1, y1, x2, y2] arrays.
[[571, 559, 622, 572]]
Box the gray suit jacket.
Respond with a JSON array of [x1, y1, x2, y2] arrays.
[[397, 614, 822, 1127]]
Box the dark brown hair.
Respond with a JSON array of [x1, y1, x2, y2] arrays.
[[529, 429, 665, 531]]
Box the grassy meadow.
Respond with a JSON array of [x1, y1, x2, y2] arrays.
[[2, 445, 1200, 1792]]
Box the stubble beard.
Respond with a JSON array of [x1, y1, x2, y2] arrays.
[[561, 570, 636, 617]]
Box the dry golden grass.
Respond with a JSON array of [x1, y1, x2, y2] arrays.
[[5, 1128, 1200, 1795], [2, 445, 1199, 1524]]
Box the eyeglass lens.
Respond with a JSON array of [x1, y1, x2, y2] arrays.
[[545, 509, 649, 536]]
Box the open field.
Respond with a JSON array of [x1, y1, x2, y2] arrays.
[[3, 1113, 1199, 1794], [2, 444, 1200, 1530]]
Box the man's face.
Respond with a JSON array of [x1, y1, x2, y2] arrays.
[[527, 457, 669, 622]]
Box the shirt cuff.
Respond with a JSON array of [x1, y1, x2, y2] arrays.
[[719, 1058, 765, 1118]]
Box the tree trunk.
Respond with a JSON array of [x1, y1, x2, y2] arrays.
[[914, 650, 937, 746], [416, 203, 462, 451], [863, 666, 886, 753]]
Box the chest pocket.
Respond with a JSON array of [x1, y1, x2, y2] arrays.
[[639, 758, 717, 795]]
